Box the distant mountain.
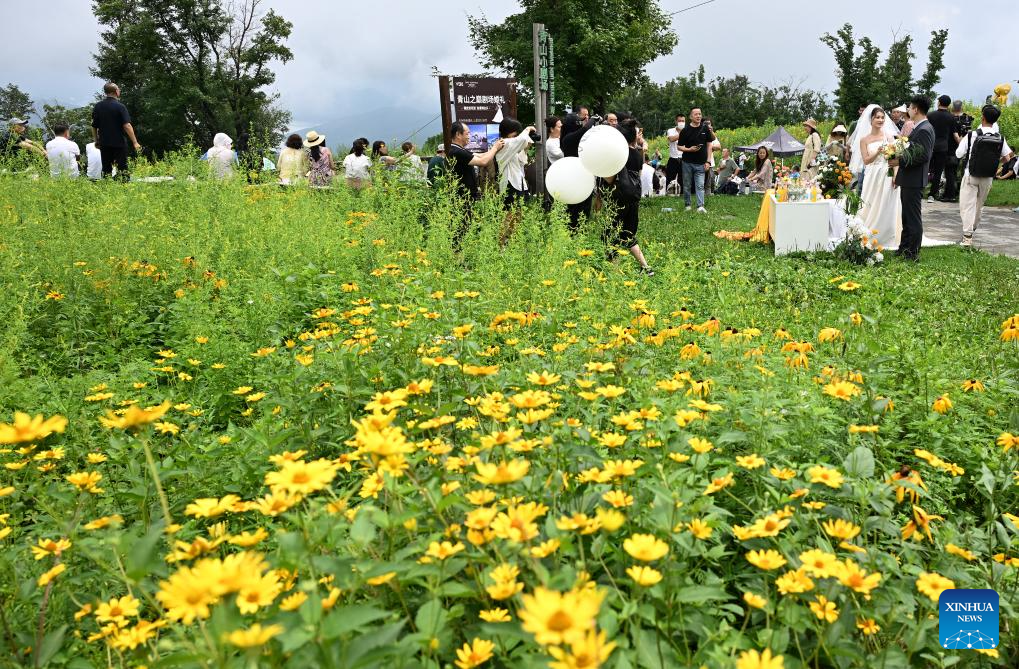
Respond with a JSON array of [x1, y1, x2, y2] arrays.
[[288, 106, 442, 151]]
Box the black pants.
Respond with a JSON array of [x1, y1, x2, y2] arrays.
[[100, 145, 129, 179], [566, 194, 593, 233], [665, 158, 683, 193], [928, 150, 949, 198], [899, 186, 923, 258], [603, 199, 639, 249], [942, 154, 959, 199]]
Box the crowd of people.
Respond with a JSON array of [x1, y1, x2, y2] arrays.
[[4, 81, 1018, 264]]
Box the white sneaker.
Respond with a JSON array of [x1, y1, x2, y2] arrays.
[[685, 206, 692, 212], [927, 196, 934, 203], [697, 207, 707, 214], [960, 236, 972, 247]]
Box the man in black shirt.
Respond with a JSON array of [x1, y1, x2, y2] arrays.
[[91, 82, 141, 179], [446, 121, 503, 249], [942, 100, 973, 202], [676, 108, 715, 213], [926, 95, 955, 201]]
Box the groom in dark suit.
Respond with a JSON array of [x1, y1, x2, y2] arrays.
[[890, 95, 934, 261]]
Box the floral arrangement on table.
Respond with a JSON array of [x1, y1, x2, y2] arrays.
[[834, 219, 885, 265], [880, 137, 911, 177], [815, 154, 853, 199]]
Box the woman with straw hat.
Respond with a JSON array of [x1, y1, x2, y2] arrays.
[[801, 118, 822, 181], [304, 131, 334, 188]]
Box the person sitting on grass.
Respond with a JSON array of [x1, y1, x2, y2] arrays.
[[45, 123, 81, 178], [277, 133, 308, 186], [746, 147, 774, 191], [995, 155, 1016, 180], [342, 139, 372, 190]]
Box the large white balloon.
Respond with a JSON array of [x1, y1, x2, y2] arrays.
[[578, 125, 629, 177], [546, 157, 595, 205]]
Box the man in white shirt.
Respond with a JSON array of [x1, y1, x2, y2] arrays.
[[956, 104, 1013, 245], [45, 124, 81, 178], [664, 114, 685, 194], [85, 141, 103, 179]]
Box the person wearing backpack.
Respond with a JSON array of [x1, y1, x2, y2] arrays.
[[602, 119, 654, 276], [956, 104, 1014, 246]]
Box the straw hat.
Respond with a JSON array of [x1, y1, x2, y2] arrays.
[[802, 118, 818, 131], [830, 124, 847, 135], [303, 131, 326, 148]]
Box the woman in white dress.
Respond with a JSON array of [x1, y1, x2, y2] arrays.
[[849, 104, 901, 250]]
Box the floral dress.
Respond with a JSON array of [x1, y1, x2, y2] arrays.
[[309, 147, 334, 187]]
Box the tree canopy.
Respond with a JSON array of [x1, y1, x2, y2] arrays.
[[468, 0, 677, 113], [821, 24, 948, 119], [0, 83, 35, 122], [609, 69, 833, 137], [91, 0, 293, 154]]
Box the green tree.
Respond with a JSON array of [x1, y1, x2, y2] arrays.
[[822, 24, 949, 117], [91, 0, 293, 155], [0, 83, 35, 122], [40, 104, 94, 147], [880, 35, 914, 107], [915, 29, 949, 100], [468, 0, 677, 114]]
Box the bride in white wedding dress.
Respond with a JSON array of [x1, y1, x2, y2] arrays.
[[849, 104, 901, 250]]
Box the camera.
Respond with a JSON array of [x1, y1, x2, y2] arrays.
[[589, 114, 604, 126], [528, 130, 541, 143]]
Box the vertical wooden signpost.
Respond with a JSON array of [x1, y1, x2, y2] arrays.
[[438, 75, 452, 156], [532, 23, 554, 196]]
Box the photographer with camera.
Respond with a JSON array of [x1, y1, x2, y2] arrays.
[[676, 108, 716, 213]]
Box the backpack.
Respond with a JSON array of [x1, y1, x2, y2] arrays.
[[966, 129, 1004, 178], [613, 161, 642, 204]]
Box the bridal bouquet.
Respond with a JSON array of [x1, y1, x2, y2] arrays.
[[881, 136, 910, 177]]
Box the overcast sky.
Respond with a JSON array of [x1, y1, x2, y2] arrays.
[[1, 0, 1015, 128]]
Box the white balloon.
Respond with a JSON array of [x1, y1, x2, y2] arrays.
[[545, 157, 596, 205], [578, 125, 629, 177]]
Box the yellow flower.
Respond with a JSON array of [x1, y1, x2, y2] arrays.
[[809, 595, 839, 623], [818, 327, 842, 342], [454, 638, 494, 669], [38, 563, 66, 587], [602, 490, 633, 508], [527, 370, 562, 386], [473, 459, 530, 485], [84, 514, 123, 530], [688, 437, 713, 454], [425, 541, 465, 560], [32, 538, 72, 560], [479, 608, 511, 622], [856, 618, 880, 635], [775, 569, 815, 595], [916, 571, 955, 603], [595, 507, 625, 532], [226, 623, 284, 648], [743, 592, 767, 609], [279, 591, 308, 611], [997, 432, 1017, 453], [0, 486, 14, 498], [518, 586, 604, 646], [265, 458, 337, 496], [932, 394, 952, 414], [703, 473, 734, 495], [945, 543, 976, 561], [798, 549, 839, 578], [548, 628, 617, 669], [807, 465, 844, 489], [746, 549, 787, 571], [0, 412, 67, 444], [687, 518, 712, 539], [837, 281, 860, 291], [366, 572, 397, 586], [95, 595, 140, 625], [626, 565, 663, 586], [66, 471, 104, 493], [736, 454, 766, 469], [99, 401, 171, 430], [823, 381, 860, 401], [960, 379, 984, 392], [769, 467, 795, 480], [623, 534, 669, 561], [835, 560, 882, 597], [736, 648, 785, 669]]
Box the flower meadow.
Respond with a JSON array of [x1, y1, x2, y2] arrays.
[[1, 174, 1018, 669]]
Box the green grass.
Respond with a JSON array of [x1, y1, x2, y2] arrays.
[[986, 178, 1019, 207], [1, 175, 1017, 668]]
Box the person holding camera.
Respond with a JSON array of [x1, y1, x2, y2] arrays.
[[676, 108, 715, 213], [495, 118, 536, 209]]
